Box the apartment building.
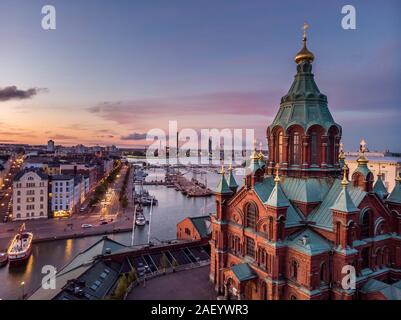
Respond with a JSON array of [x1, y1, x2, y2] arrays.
[[51, 174, 90, 217], [12, 169, 48, 220]]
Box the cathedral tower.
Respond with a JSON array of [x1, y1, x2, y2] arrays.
[[266, 23, 342, 178]]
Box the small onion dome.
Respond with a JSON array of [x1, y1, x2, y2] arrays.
[[294, 23, 315, 64]]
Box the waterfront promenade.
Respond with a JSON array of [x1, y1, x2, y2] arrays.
[[0, 164, 135, 250]]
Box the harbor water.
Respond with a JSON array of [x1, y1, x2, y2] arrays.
[[0, 166, 243, 300]]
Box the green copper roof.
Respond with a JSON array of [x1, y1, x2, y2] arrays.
[[189, 216, 211, 238], [231, 263, 257, 282], [331, 185, 359, 213], [215, 173, 232, 195], [280, 176, 331, 203], [360, 279, 401, 300], [253, 177, 304, 228], [269, 61, 341, 134], [246, 158, 263, 175], [227, 170, 239, 190], [308, 179, 366, 230], [266, 182, 290, 208], [353, 162, 372, 179], [285, 228, 332, 256], [373, 177, 389, 199], [386, 180, 401, 204]]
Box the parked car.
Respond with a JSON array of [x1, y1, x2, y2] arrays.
[[100, 221, 108, 225], [81, 224, 93, 229], [79, 207, 85, 213]]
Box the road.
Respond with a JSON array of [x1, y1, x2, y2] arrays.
[[0, 163, 136, 250], [0, 156, 24, 223]]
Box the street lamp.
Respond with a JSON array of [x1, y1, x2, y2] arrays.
[[20, 281, 25, 300]]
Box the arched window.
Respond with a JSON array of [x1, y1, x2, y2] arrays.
[[245, 237, 255, 258], [361, 247, 370, 270], [320, 262, 327, 283], [290, 295, 297, 300], [383, 248, 389, 266], [245, 202, 257, 229], [361, 211, 371, 238], [310, 132, 318, 165], [278, 132, 283, 163], [291, 260, 299, 281], [291, 132, 301, 165], [268, 216, 273, 241]]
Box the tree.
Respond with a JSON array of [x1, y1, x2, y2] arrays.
[[172, 259, 179, 273], [113, 275, 128, 300], [160, 253, 170, 274], [127, 269, 138, 284]]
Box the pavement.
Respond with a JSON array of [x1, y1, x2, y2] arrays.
[[0, 164, 136, 250], [126, 266, 217, 300]]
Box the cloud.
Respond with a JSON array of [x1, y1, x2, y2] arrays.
[[0, 86, 46, 102], [121, 132, 149, 140], [88, 90, 277, 130], [49, 134, 77, 140]]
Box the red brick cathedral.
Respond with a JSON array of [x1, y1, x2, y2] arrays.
[[210, 29, 401, 300]]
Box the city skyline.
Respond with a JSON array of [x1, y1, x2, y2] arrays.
[[0, 0, 400, 151]]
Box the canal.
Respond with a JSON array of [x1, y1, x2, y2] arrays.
[[0, 167, 242, 300]]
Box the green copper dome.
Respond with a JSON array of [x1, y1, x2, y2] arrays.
[[269, 60, 341, 134]]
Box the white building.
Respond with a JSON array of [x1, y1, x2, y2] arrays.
[[51, 174, 90, 217], [346, 156, 401, 192], [51, 175, 75, 217], [12, 169, 48, 220]]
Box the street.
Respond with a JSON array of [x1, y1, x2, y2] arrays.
[[0, 156, 24, 223], [0, 164, 136, 250]]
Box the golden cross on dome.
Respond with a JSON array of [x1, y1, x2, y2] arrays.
[[274, 164, 280, 183], [303, 22, 309, 40], [360, 139, 367, 154], [220, 165, 225, 175]]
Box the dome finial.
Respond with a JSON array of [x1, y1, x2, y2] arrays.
[[303, 21, 309, 41], [274, 164, 281, 184], [341, 164, 349, 187], [357, 139, 369, 165], [339, 142, 345, 160], [294, 22, 315, 64], [250, 139, 259, 160]]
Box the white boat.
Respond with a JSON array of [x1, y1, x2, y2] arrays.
[[7, 231, 33, 266], [135, 214, 146, 226]]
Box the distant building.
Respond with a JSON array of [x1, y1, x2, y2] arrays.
[[12, 169, 48, 220], [47, 140, 55, 152], [177, 216, 211, 241], [346, 156, 401, 192]]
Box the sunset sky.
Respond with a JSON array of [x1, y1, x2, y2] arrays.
[[0, 0, 400, 151]]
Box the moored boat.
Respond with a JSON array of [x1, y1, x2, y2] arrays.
[[7, 228, 33, 266], [135, 213, 146, 226], [0, 251, 8, 267]]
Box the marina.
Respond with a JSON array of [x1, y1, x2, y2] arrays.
[[0, 166, 242, 300]]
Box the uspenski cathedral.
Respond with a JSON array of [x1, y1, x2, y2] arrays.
[[210, 26, 401, 300]]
